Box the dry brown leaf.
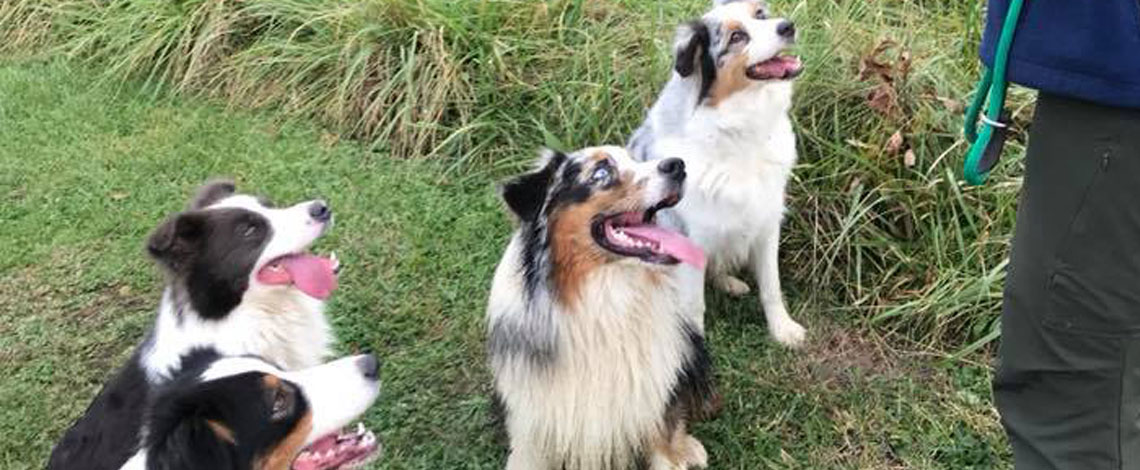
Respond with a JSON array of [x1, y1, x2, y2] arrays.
[[903, 149, 917, 168], [871, 39, 897, 56], [859, 39, 911, 118], [858, 39, 898, 82], [897, 48, 912, 82], [867, 83, 897, 116], [885, 130, 904, 155]]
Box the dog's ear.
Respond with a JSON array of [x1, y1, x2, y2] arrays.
[[189, 180, 236, 210], [501, 149, 565, 223], [674, 21, 708, 78], [147, 211, 208, 268], [674, 21, 717, 101], [145, 381, 236, 469]]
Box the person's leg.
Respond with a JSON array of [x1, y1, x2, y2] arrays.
[[996, 93, 1140, 469]]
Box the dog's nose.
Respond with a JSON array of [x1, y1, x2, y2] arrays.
[[657, 158, 686, 181], [777, 21, 796, 39], [356, 354, 380, 381], [308, 200, 332, 223]]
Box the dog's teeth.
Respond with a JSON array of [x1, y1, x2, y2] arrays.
[[356, 423, 365, 435]]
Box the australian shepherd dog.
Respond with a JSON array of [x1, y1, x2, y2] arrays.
[[120, 351, 381, 470], [629, 0, 807, 347], [488, 146, 714, 470]]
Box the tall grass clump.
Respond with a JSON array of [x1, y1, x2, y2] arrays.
[[0, 0, 54, 54], [1, 0, 1028, 352]]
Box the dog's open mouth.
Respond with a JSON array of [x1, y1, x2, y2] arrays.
[[256, 252, 340, 300], [293, 423, 379, 470], [746, 54, 803, 81], [591, 196, 706, 269]]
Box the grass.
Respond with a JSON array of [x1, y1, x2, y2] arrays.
[[0, 0, 1026, 468], [0, 0, 1034, 351], [0, 59, 1008, 470]]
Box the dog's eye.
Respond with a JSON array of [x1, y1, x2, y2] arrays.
[[239, 223, 258, 238], [589, 164, 613, 185], [270, 386, 293, 421], [729, 30, 749, 45], [755, 9, 767, 19]]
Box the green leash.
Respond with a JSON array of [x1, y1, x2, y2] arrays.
[[963, 0, 1025, 185]]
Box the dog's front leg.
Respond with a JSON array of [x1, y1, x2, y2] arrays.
[[505, 441, 550, 470], [648, 421, 708, 470], [752, 224, 806, 348]]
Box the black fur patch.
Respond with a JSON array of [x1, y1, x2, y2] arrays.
[[501, 153, 565, 224], [487, 318, 557, 368], [46, 348, 226, 470], [147, 208, 273, 319], [145, 366, 311, 470], [188, 180, 236, 210], [47, 352, 150, 470], [544, 160, 590, 216], [664, 324, 717, 429], [675, 21, 717, 103]]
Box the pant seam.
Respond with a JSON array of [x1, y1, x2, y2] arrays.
[[1119, 341, 1128, 470]]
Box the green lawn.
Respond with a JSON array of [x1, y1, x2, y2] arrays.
[[0, 58, 1008, 469]]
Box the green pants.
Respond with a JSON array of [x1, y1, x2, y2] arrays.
[[996, 93, 1140, 469]]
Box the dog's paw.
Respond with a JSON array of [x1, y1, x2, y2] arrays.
[[715, 275, 751, 296], [683, 435, 708, 469], [770, 318, 807, 348]]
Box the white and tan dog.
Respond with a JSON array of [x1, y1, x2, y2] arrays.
[[488, 146, 714, 470], [629, 0, 807, 347]]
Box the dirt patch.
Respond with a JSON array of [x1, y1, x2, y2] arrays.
[[789, 320, 935, 391], [71, 284, 153, 324]]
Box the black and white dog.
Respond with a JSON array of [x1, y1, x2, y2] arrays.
[[489, 147, 714, 470], [629, 0, 807, 347], [121, 351, 380, 470], [48, 181, 347, 470]]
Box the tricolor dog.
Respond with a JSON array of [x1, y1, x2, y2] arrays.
[[120, 352, 381, 470], [488, 146, 714, 470], [48, 181, 352, 470], [629, 0, 807, 347]]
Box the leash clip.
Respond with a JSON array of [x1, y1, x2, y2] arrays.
[[978, 111, 1012, 176], [979, 114, 1007, 129]]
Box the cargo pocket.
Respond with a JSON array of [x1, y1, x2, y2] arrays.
[[1045, 143, 1140, 336]]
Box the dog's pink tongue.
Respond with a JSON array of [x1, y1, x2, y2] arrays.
[[622, 225, 706, 269], [257, 254, 338, 300], [751, 56, 801, 77]]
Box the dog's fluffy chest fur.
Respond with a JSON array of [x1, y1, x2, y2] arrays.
[[143, 287, 332, 381], [644, 84, 798, 271], [489, 237, 704, 468]]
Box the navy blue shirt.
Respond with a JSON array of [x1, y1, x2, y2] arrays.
[[981, 0, 1140, 109]]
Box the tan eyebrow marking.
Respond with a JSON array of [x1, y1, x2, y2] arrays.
[[255, 411, 313, 470], [206, 420, 236, 445]]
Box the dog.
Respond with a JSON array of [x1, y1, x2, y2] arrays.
[[628, 0, 807, 347], [488, 146, 714, 470], [119, 351, 380, 470], [48, 181, 344, 470]]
